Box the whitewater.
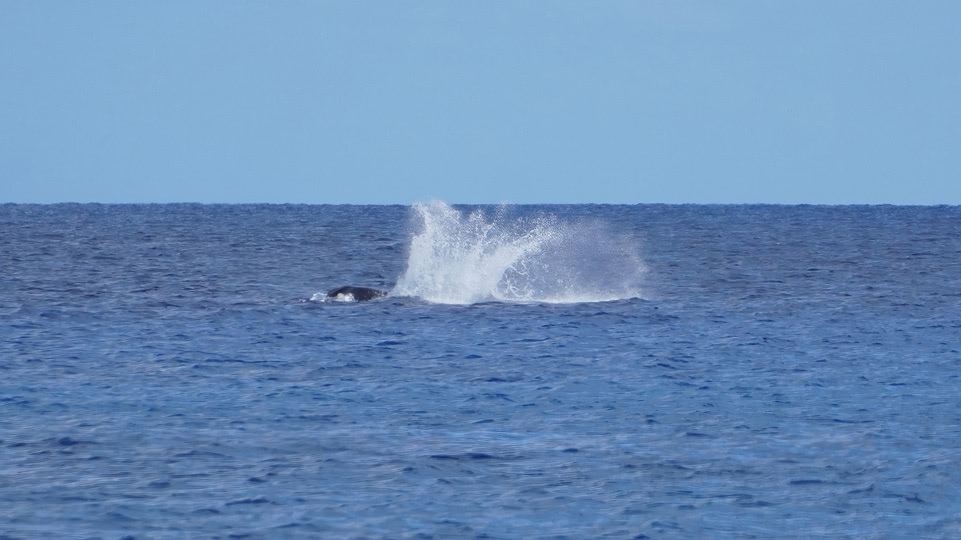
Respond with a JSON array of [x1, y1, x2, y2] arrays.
[[3, 202, 961, 539], [314, 201, 647, 304]]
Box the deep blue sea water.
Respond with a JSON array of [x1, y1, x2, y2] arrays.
[[2, 202, 961, 540]]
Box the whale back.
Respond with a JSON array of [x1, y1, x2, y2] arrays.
[[326, 286, 387, 302]]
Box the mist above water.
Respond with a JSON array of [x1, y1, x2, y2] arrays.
[[391, 201, 647, 304]]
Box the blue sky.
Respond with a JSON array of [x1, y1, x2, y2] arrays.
[[2, 1, 959, 204]]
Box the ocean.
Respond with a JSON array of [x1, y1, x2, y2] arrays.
[[2, 201, 960, 539]]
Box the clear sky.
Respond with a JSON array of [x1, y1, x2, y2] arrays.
[[2, 1, 959, 204]]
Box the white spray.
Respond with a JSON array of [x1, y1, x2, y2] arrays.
[[391, 201, 646, 304]]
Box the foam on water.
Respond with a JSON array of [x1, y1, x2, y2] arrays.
[[391, 201, 647, 304], [309, 291, 356, 302]]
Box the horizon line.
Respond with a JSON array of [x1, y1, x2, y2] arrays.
[[3, 200, 960, 207]]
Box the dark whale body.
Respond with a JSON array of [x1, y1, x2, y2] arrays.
[[326, 286, 388, 301]]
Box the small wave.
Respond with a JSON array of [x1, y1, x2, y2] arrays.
[[391, 201, 647, 304]]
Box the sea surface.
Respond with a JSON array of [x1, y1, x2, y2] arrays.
[[2, 202, 960, 540]]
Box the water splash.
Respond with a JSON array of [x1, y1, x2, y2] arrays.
[[309, 291, 357, 303], [391, 201, 647, 304]]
